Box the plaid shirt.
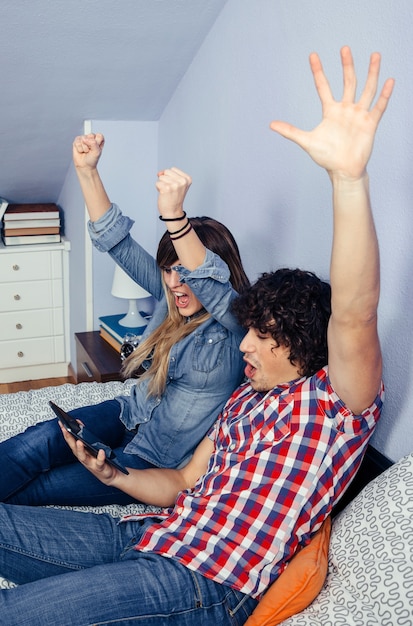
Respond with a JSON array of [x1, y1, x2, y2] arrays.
[[134, 366, 383, 598]]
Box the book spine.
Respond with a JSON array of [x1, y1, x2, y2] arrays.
[[3, 212, 60, 221], [99, 320, 125, 344], [3, 218, 60, 228], [2, 233, 61, 245], [99, 314, 147, 339], [3, 226, 60, 236], [99, 327, 122, 353], [3, 203, 59, 219]]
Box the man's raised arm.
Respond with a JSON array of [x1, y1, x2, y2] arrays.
[[270, 46, 394, 413]]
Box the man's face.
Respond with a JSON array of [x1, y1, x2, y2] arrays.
[[239, 327, 298, 392]]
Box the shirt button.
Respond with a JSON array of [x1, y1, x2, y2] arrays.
[[176, 507, 184, 515], [213, 465, 219, 473], [208, 338, 213, 344], [171, 356, 175, 362], [229, 443, 236, 450]]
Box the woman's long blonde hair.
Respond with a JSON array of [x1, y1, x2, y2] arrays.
[[121, 217, 249, 398]]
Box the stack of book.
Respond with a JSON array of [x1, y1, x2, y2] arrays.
[[99, 314, 147, 352], [1, 203, 61, 246]]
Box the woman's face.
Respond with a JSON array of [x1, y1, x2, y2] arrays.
[[162, 263, 203, 318]]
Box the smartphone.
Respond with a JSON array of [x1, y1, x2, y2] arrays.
[[49, 400, 129, 475]]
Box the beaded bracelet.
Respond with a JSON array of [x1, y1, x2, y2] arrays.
[[169, 222, 193, 241], [159, 211, 187, 222], [168, 220, 190, 236]]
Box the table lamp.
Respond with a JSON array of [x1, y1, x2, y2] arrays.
[[111, 265, 151, 328]]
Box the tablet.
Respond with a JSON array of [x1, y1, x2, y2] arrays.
[[49, 400, 129, 475]]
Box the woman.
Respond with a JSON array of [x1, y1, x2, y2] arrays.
[[0, 134, 249, 507]]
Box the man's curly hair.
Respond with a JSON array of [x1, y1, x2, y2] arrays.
[[232, 268, 331, 377]]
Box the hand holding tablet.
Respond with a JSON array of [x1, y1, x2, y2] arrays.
[[49, 401, 129, 475]]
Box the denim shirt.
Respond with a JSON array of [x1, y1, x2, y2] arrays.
[[88, 204, 247, 468]]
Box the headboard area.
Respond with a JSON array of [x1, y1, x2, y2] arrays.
[[332, 444, 393, 517]]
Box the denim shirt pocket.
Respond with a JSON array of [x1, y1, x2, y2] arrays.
[[191, 327, 229, 373]]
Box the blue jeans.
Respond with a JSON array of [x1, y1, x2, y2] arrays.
[[0, 400, 156, 506], [0, 504, 257, 625]]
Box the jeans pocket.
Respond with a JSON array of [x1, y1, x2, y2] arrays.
[[225, 588, 258, 625]]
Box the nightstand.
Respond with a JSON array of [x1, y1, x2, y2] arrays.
[[75, 331, 122, 383]]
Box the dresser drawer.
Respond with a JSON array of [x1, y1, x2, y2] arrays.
[[0, 308, 64, 341], [0, 336, 65, 369], [0, 249, 62, 283], [0, 240, 71, 382], [0, 280, 63, 312]]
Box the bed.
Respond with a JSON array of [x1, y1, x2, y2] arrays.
[[1, 380, 412, 626]]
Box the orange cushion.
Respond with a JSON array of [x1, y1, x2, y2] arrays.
[[245, 516, 331, 626]]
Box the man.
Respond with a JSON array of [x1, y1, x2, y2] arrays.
[[0, 47, 394, 625]]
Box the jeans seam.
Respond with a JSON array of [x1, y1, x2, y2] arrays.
[[189, 569, 203, 608], [0, 543, 84, 571], [90, 604, 228, 625], [228, 590, 253, 617]]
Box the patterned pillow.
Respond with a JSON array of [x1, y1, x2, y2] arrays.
[[282, 452, 413, 625]]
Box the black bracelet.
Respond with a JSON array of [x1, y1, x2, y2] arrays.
[[169, 222, 193, 241], [159, 211, 187, 222], [168, 220, 190, 236]]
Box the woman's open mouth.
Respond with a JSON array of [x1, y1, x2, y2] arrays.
[[173, 291, 190, 309]]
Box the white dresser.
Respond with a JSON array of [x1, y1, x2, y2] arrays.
[[0, 239, 71, 383]]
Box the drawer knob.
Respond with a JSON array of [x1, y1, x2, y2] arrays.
[[17, 351, 24, 358], [12, 264, 20, 271], [14, 294, 21, 301], [16, 323, 23, 330]]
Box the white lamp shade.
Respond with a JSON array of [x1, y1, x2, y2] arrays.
[[111, 265, 150, 300], [111, 265, 151, 328]]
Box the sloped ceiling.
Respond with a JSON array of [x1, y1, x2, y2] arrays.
[[0, 0, 227, 204]]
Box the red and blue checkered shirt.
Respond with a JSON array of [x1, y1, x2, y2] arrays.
[[133, 366, 383, 598]]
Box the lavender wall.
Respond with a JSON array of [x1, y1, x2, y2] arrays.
[[158, 0, 413, 461], [61, 0, 413, 462]]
